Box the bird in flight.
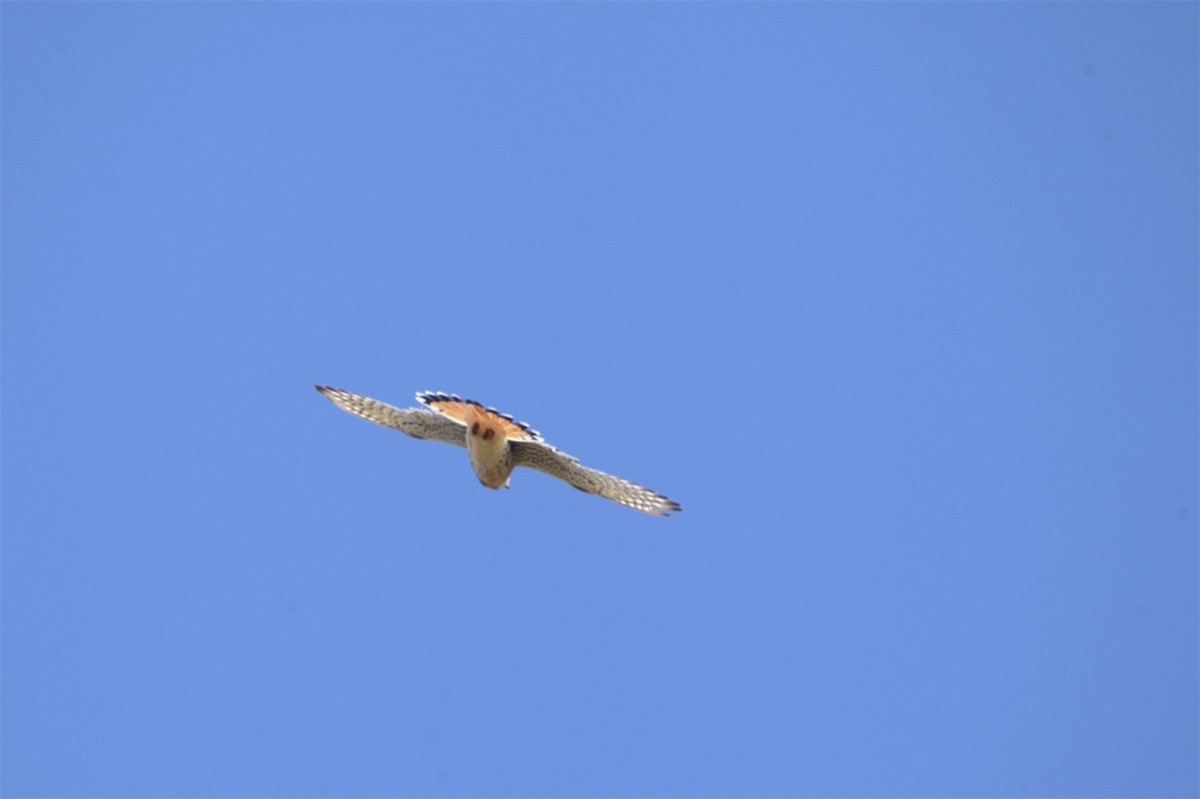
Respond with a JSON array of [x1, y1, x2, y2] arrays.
[[315, 386, 681, 516]]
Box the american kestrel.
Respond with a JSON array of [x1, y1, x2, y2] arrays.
[[315, 386, 682, 517]]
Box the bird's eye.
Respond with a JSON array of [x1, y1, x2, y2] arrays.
[[471, 422, 480, 435]]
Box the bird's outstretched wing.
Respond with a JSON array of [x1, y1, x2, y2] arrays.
[[315, 386, 466, 447], [510, 439, 681, 516]]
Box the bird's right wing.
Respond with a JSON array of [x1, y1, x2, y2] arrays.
[[510, 439, 681, 516], [315, 386, 466, 447]]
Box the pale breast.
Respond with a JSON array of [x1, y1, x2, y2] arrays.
[[466, 426, 514, 489]]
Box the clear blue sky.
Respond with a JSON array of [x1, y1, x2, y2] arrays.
[[3, 3, 1196, 797]]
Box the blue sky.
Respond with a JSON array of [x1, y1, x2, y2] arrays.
[[2, 3, 1196, 797]]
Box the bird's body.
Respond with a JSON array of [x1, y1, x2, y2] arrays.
[[418, 393, 529, 488], [465, 416, 513, 489], [315, 386, 681, 516]]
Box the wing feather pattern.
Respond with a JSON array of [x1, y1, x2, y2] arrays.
[[315, 386, 466, 447], [510, 439, 681, 517]]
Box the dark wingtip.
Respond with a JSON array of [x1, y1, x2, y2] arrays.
[[650, 490, 681, 515]]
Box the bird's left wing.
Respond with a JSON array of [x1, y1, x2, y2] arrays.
[[510, 439, 681, 516], [315, 386, 466, 447]]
